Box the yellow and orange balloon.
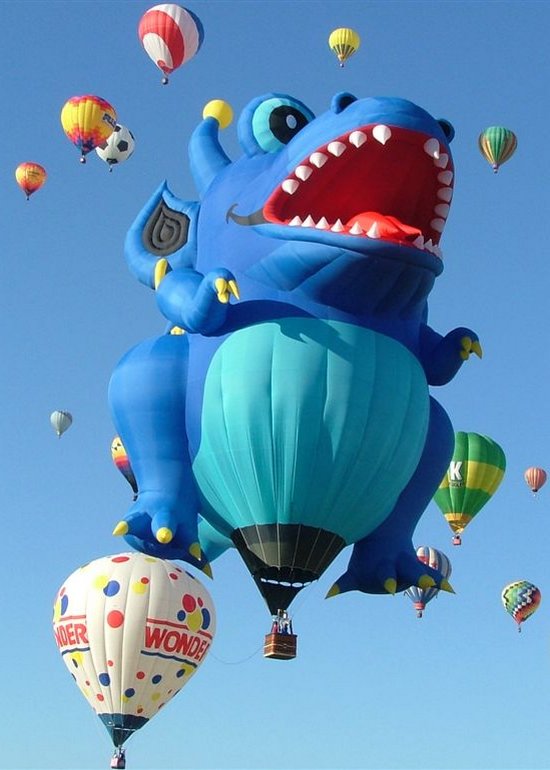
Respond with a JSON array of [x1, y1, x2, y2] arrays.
[[15, 162, 46, 200], [60, 95, 117, 163]]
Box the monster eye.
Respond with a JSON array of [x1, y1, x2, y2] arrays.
[[251, 97, 315, 153]]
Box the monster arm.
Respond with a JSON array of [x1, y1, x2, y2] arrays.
[[419, 323, 482, 385], [155, 265, 239, 334]]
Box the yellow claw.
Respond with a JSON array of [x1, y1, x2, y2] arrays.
[[189, 542, 202, 560], [154, 258, 170, 289], [113, 521, 129, 536], [156, 527, 173, 544], [460, 336, 472, 360], [201, 562, 213, 579], [214, 277, 230, 303], [418, 574, 436, 590], [325, 582, 340, 598], [227, 279, 240, 300], [169, 326, 185, 335], [214, 277, 240, 304], [471, 340, 483, 358], [439, 579, 455, 594], [384, 578, 397, 594]]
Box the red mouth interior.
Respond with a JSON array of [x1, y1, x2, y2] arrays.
[[263, 125, 453, 250]]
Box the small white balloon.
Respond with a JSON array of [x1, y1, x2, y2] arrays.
[[50, 410, 72, 437]]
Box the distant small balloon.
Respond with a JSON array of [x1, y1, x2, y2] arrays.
[[138, 4, 204, 84], [501, 580, 541, 632], [61, 95, 117, 162], [328, 27, 360, 67], [111, 435, 138, 497], [15, 162, 46, 200], [96, 124, 135, 171], [478, 126, 517, 173], [50, 410, 72, 437], [524, 467, 547, 494], [405, 546, 452, 618]]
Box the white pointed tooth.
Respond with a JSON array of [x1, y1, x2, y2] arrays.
[[282, 179, 299, 194], [435, 153, 449, 169], [372, 125, 391, 144], [424, 138, 440, 159], [430, 218, 446, 233], [327, 142, 344, 156], [349, 130, 367, 147], [288, 215, 303, 226], [413, 235, 425, 249], [327, 141, 346, 157], [434, 203, 450, 218], [310, 152, 328, 168], [350, 222, 364, 235], [424, 239, 434, 252], [366, 222, 381, 238], [302, 215, 316, 228], [433, 245, 443, 258], [295, 165, 312, 181], [437, 187, 453, 203], [316, 216, 330, 229], [331, 219, 345, 232], [438, 170, 453, 185]]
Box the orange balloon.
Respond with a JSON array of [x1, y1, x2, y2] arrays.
[[15, 162, 47, 199]]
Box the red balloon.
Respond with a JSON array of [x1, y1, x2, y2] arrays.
[[138, 4, 204, 84]]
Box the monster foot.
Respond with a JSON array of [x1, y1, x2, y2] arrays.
[[112, 498, 211, 575], [326, 541, 454, 597]]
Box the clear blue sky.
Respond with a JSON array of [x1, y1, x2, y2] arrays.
[[2, 1, 550, 768]]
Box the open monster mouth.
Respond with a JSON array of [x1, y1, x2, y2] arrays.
[[261, 124, 454, 258]]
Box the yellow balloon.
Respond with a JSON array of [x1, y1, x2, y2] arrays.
[[60, 94, 117, 162], [328, 27, 361, 66], [203, 99, 233, 129]]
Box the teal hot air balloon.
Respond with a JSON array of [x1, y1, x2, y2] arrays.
[[478, 126, 517, 173], [192, 319, 431, 613], [501, 580, 541, 632]]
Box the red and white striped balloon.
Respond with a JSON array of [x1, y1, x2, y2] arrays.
[[524, 466, 547, 494], [138, 4, 204, 84]]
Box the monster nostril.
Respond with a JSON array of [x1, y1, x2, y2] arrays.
[[331, 92, 357, 113]]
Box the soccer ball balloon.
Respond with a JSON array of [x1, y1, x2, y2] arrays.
[[96, 124, 135, 170]]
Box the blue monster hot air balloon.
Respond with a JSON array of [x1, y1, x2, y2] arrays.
[[109, 91, 480, 616]]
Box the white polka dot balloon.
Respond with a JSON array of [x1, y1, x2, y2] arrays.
[[53, 552, 216, 747]]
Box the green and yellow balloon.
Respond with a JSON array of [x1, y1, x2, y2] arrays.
[[478, 126, 517, 173], [434, 432, 506, 545]]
